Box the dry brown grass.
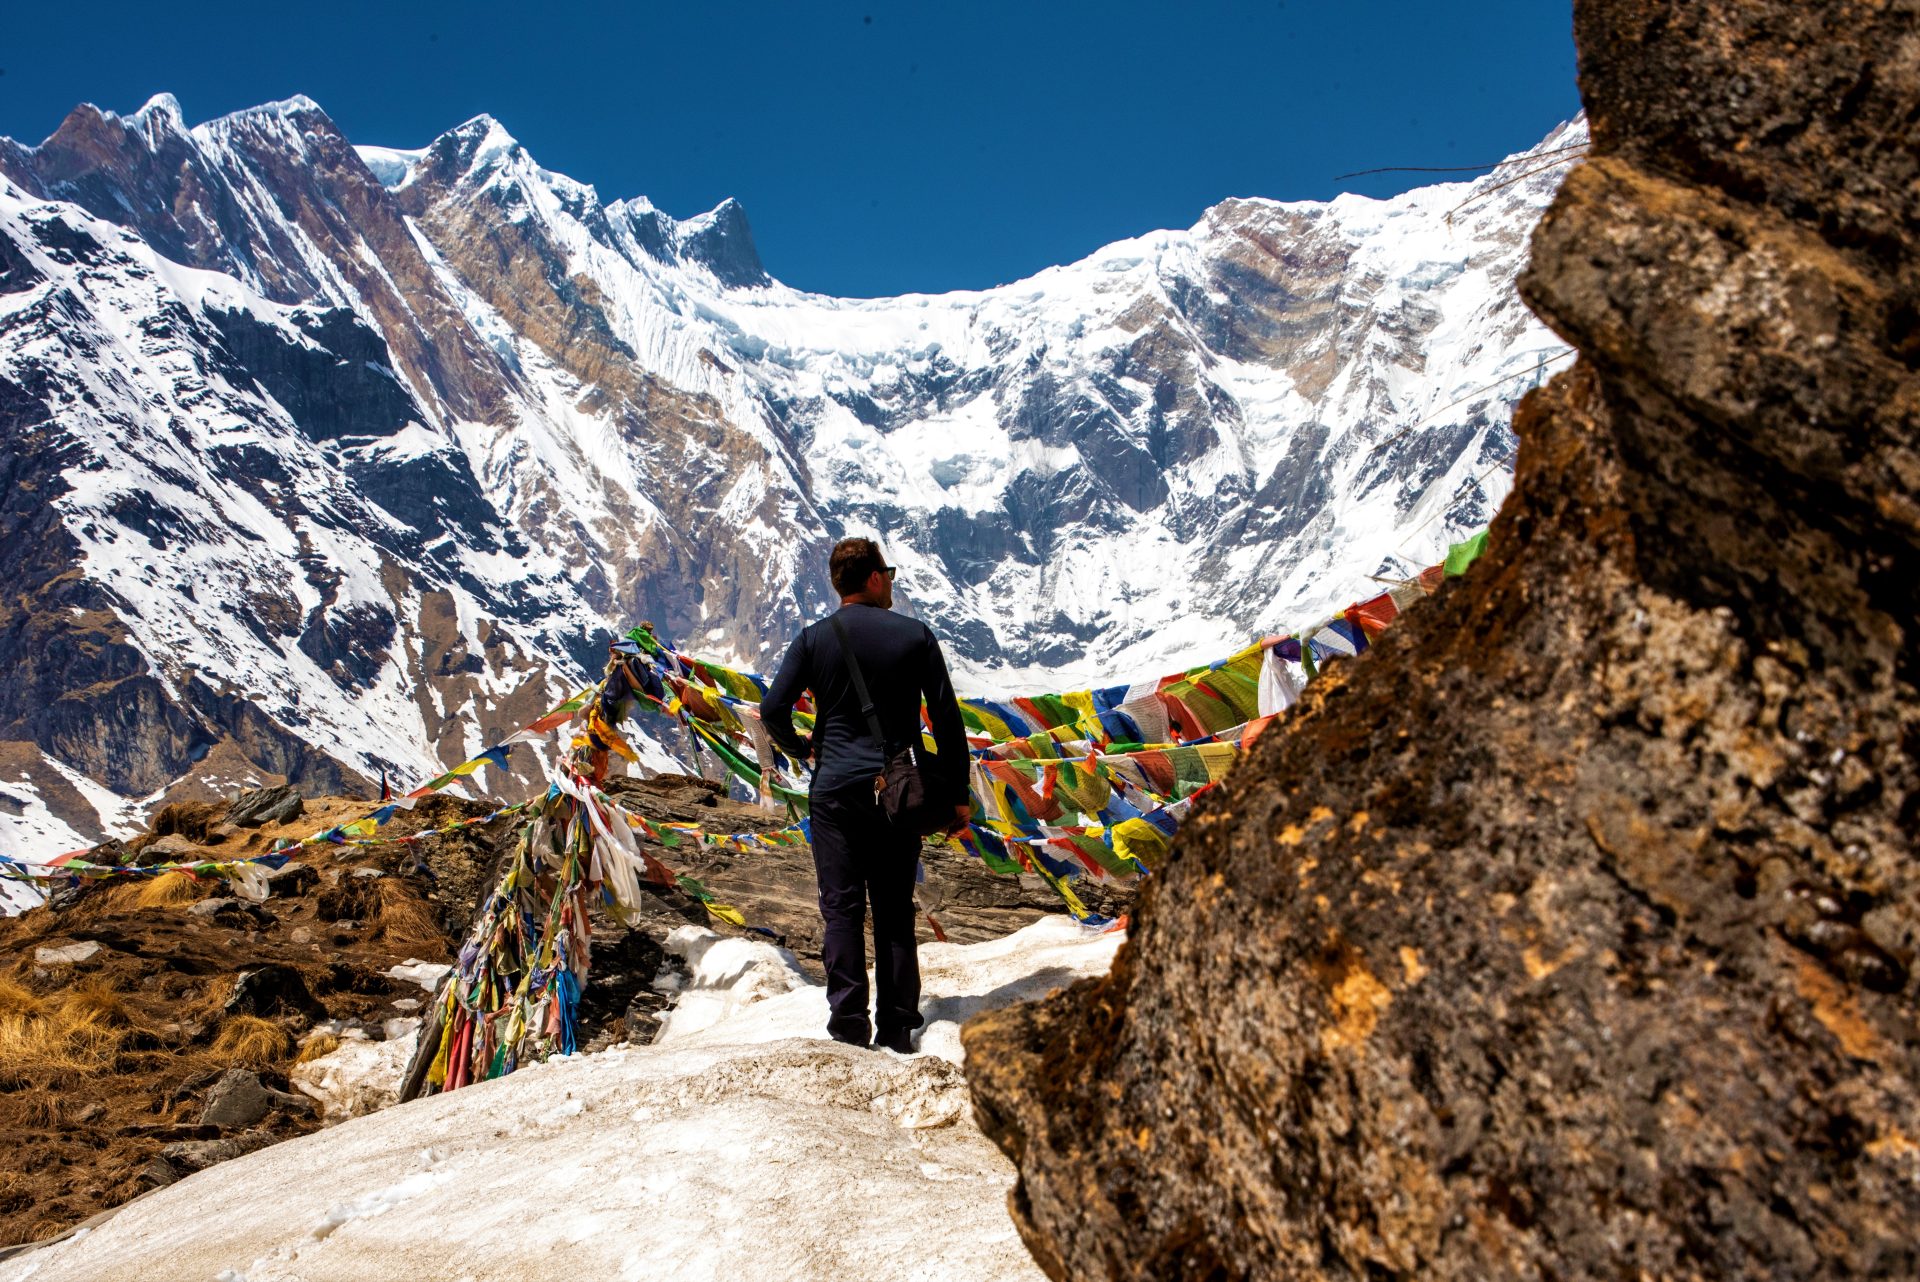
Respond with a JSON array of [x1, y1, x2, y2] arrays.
[[0, 1094, 65, 1131], [0, 968, 154, 1087], [128, 871, 209, 908], [372, 879, 444, 950], [94, 882, 141, 914], [0, 974, 48, 1018], [208, 1016, 292, 1066], [191, 975, 235, 1019], [0, 991, 130, 1084], [61, 979, 134, 1026], [19, 1094, 65, 1128], [294, 1032, 341, 1064], [97, 869, 210, 913], [113, 1048, 189, 1075], [151, 801, 222, 843]]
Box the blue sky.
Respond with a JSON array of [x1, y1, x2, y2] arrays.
[[0, 2, 1578, 297]]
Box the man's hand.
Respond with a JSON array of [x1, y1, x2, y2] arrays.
[[945, 801, 972, 837]]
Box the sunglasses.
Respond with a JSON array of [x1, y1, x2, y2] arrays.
[[878, 566, 897, 581]]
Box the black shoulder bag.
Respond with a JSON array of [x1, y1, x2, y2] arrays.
[[827, 612, 951, 836]]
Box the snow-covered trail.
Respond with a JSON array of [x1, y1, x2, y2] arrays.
[[2, 918, 1122, 1282]]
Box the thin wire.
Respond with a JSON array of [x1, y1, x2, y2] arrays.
[[1392, 451, 1518, 559], [1333, 140, 1594, 183], [1366, 348, 1575, 459], [1444, 153, 1589, 225]]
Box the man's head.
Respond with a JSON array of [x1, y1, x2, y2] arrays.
[[830, 537, 895, 608]]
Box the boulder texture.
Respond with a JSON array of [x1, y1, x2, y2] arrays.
[[962, 3, 1920, 1279], [197, 1069, 274, 1129], [224, 784, 305, 829]]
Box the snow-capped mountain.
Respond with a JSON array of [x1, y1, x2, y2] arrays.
[[0, 92, 1584, 857]]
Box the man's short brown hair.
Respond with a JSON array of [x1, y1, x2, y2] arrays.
[[830, 537, 887, 596]]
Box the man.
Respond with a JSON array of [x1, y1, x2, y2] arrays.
[[761, 538, 971, 1053]]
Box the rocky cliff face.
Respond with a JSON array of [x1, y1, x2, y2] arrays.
[[962, 2, 1920, 1278], [1, 94, 1580, 858]]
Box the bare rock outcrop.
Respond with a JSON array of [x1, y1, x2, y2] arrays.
[[962, 3, 1920, 1279]]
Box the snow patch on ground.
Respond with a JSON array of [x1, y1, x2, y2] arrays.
[[291, 1030, 418, 1121], [4, 916, 1121, 1282], [0, 772, 85, 914], [384, 960, 452, 992], [651, 926, 811, 1042], [0, 875, 43, 916]]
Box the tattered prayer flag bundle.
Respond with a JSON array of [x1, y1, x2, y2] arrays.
[[424, 775, 779, 1095]]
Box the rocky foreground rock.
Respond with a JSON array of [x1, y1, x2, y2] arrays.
[[963, 2, 1920, 1278]]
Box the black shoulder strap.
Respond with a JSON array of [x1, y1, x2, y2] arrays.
[[827, 611, 889, 751]]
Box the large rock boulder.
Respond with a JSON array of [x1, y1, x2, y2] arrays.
[[962, 3, 1920, 1279], [198, 1068, 274, 1128], [224, 964, 325, 1022], [224, 785, 304, 828]]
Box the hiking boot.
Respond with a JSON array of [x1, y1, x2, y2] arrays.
[[873, 1028, 916, 1055]]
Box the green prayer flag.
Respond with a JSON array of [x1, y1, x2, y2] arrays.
[[1443, 529, 1490, 577]]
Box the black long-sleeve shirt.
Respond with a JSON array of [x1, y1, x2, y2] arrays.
[[761, 603, 970, 802]]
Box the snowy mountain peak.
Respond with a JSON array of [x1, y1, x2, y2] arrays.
[[200, 93, 330, 128], [426, 113, 525, 179], [12, 99, 171, 165], [683, 194, 748, 226], [19, 93, 337, 163], [0, 94, 1589, 862], [408, 113, 614, 230], [129, 92, 187, 135], [391, 113, 768, 287], [676, 195, 768, 288], [593, 191, 771, 286]]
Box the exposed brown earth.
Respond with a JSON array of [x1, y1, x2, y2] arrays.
[[963, 2, 1920, 1278], [1, 774, 1125, 1249], [0, 794, 483, 1249]]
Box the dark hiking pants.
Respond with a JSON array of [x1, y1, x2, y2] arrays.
[[809, 784, 924, 1045]]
